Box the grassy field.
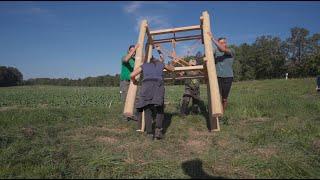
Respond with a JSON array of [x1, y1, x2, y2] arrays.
[[0, 78, 320, 178]]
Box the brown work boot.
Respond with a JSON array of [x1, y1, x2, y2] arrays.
[[155, 128, 163, 140]]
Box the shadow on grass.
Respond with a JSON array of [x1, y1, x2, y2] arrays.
[[198, 101, 213, 131], [181, 159, 226, 179], [162, 112, 179, 135]]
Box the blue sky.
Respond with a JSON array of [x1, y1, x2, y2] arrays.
[[0, 1, 319, 80]]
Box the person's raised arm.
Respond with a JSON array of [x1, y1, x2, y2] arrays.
[[164, 64, 175, 72], [207, 32, 232, 55], [130, 66, 142, 84], [155, 44, 165, 63], [123, 44, 140, 63]]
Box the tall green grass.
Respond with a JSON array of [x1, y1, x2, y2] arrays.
[[0, 78, 319, 178]]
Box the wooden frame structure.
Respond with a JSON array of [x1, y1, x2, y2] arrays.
[[123, 11, 223, 131]]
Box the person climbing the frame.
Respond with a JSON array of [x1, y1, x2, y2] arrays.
[[207, 32, 235, 114], [130, 44, 174, 140], [120, 44, 139, 121], [179, 51, 205, 116]]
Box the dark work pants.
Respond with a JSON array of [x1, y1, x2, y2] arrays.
[[217, 77, 233, 100], [181, 95, 201, 115], [137, 104, 164, 134]]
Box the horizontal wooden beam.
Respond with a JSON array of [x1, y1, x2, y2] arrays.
[[150, 25, 201, 35], [163, 65, 204, 72], [164, 75, 205, 80], [153, 35, 202, 44]]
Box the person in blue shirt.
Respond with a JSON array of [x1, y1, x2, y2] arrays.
[[207, 32, 235, 113]]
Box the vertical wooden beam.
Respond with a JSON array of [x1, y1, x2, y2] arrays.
[[147, 42, 153, 63], [123, 20, 147, 117], [200, 16, 204, 44], [202, 11, 223, 119]]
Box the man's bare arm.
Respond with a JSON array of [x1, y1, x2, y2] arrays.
[[130, 66, 142, 84], [164, 64, 175, 72], [155, 44, 165, 63], [123, 44, 140, 62], [207, 32, 232, 54]]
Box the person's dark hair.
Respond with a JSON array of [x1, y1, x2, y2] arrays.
[[195, 51, 203, 65], [218, 37, 226, 42], [128, 45, 135, 51]]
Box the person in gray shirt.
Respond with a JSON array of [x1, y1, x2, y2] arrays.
[[207, 32, 235, 113]]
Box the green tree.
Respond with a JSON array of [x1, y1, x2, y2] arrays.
[[0, 66, 23, 87]]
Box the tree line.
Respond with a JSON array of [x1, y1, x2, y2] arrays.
[[23, 75, 120, 87], [231, 27, 320, 81], [1, 27, 319, 87]]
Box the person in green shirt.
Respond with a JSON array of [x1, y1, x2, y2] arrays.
[[207, 32, 235, 113], [120, 44, 139, 121]]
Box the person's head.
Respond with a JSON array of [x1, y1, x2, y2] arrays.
[[128, 45, 136, 57], [189, 59, 197, 66], [195, 51, 203, 65], [218, 37, 228, 49]]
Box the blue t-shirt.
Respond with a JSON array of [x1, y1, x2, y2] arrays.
[[213, 44, 235, 78], [141, 60, 165, 81]]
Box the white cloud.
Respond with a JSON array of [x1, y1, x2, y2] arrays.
[[123, 1, 173, 15], [135, 15, 170, 32], [123, 2, 173, 33], [123, 1, 143, 14]]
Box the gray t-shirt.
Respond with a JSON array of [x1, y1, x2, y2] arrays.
[[213, 44, 235, 78]]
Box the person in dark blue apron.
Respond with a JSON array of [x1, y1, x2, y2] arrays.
[[130, 45, 174, 140]]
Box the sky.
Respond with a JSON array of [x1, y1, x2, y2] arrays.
[[0, 1, 320, 80]]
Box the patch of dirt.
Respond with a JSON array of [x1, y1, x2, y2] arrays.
[[240, 117, 271, 125], [96, 136, 118, 144], [67, 133, 89, 142], [251, 145, 278, 159], [117, 140, 151, 152], [186, 140, 207, 153], [77, 126, 129, 134], [215, 139, 229, 149], [21, 127, 36, 138], [312, 139, 320, 153], [188, 128, 209, 137], [0, 105, 50, 111], [154, 149, 168, 157], [39, 103, 49, 108], [106, 127, 129, 133], [211, 163, 256, 178], [0, 106, 20, 111]]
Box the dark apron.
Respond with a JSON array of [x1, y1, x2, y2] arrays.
[[136, 78, 165, 109]]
